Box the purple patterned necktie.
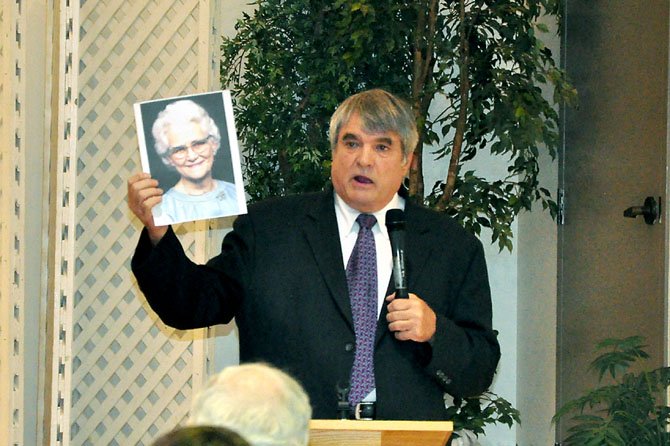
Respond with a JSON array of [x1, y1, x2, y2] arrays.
[[346, 213, 378, 407]]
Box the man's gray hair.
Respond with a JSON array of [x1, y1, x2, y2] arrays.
[[328, 88, 418, 160], [151, 99, 221, 165], [188, 363, 312, 446]]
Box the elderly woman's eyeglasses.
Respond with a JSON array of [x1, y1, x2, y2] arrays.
[[167, 135, 213, 161]]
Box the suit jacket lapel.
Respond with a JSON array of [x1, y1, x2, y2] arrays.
[[403, 201, 434, 291], [302, 190, 435, 339], [303, 189, 354, 330]]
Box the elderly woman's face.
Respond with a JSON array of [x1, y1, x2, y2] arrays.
[[164, 121, 215, 182]]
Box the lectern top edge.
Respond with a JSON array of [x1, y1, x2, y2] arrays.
[[309, 419, 454, 432]]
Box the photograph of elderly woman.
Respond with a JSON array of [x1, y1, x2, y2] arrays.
[[134, 91, 246, 225]]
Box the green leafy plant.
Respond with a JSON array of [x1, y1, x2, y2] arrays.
[[221, 0, 576, 251], [446, 391, 521, 439], [553, 336, 670, 446]]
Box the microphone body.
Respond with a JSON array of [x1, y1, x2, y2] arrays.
[[385, 209, 409, 299]]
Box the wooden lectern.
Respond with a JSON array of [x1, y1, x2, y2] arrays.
[[309, 419, 453, 446]]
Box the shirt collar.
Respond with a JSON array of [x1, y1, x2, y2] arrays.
[[333, 192, 405, 239]]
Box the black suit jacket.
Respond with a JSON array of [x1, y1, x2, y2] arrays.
[[132, 188, 500, 420]]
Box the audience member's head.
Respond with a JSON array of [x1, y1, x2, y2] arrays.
[[151, 425, 250, 446], [188, 363, 312, 446]]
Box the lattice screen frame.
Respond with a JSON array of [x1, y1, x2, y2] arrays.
[[47, 0, 79, 443], [47, 1, 224, 445], [0, 0, 26, 445]]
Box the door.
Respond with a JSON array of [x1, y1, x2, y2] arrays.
[[558, 1, 669, 441]]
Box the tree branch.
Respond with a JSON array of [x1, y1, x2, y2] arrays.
[[435, 0, 468, 212], [409, 0, 439, 201]]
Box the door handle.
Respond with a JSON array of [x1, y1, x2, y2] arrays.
[[623, 196, 661, 225]]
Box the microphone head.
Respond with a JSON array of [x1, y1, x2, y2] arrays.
[[385, 209, 405, 232]]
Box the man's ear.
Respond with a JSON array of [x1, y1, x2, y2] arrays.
[[403, 151, 414, 170]]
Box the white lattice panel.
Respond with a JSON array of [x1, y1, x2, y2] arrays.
[[0, 0, 26, 445], [50, 1, 221, 445]]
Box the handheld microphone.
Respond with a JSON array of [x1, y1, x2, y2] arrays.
[[385, 209, 409, 299]]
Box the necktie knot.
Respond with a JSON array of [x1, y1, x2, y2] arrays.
[[356, 213, 376, 230]]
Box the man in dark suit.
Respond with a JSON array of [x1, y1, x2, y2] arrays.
[[128, 89, 500, 421]]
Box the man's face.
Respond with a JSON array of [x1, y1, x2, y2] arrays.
[[331, 113, 412, 213], [165, 122, 215, 183]]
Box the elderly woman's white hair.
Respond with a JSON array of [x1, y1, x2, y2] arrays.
[[151, 99, 221, 167], [188, 363, 312, 446]]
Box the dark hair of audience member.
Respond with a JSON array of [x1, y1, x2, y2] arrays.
[[151, 425, 250, 446]]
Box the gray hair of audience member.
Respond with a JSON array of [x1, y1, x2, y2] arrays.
[[188, 363, 312, 446], [151, 425, 250, 446], [328, 88, 418, 161], [151, 99, 222, 166]]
